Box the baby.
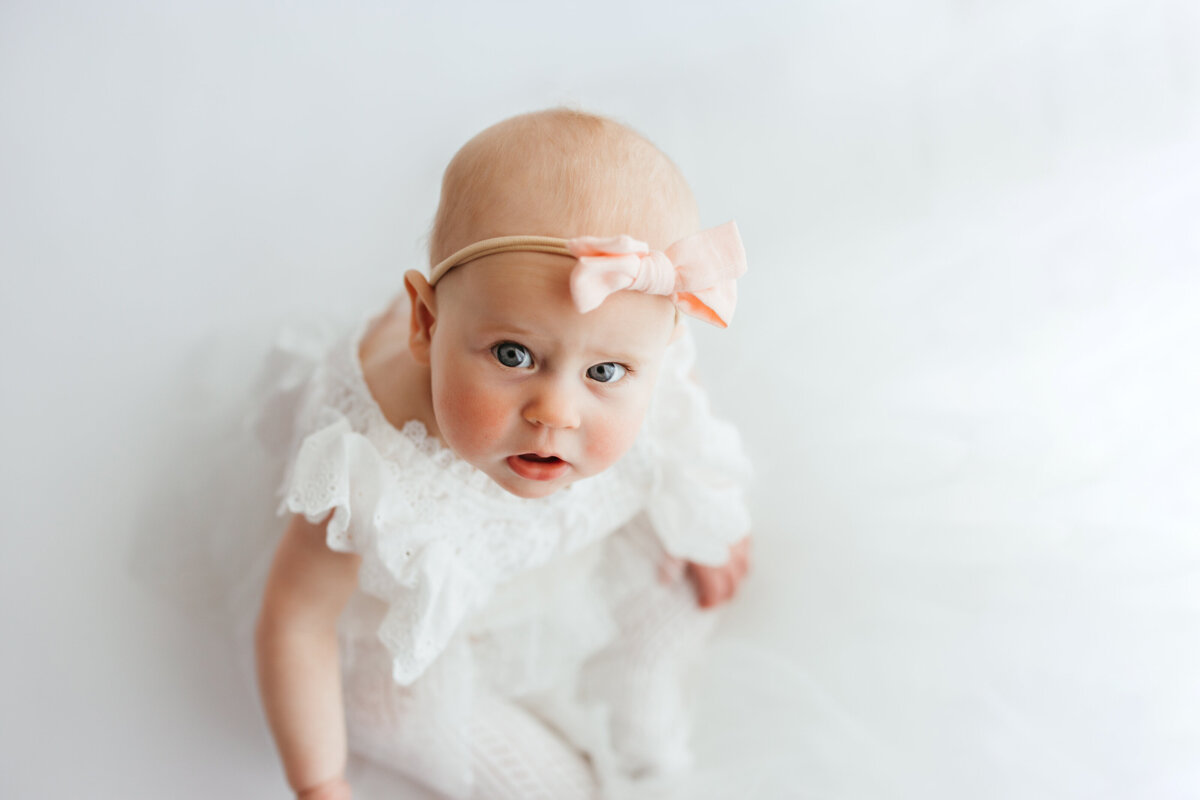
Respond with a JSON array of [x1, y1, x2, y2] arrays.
[[254, 109, 753, 800]]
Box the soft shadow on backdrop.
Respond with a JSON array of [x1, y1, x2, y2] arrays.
[[2, 2, 1198, 798]]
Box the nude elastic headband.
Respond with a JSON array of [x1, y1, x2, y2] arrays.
[[429, 222, 747, 328], [430, 236, 572, 284]]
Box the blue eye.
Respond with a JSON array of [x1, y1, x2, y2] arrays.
[[493, 342, 533, 368], [586, 362, 627, 383]]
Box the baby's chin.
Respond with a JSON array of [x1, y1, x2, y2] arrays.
[[490, 473, 577, 500], [503, 480, 571, 500]]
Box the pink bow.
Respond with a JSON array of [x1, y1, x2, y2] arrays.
[[566, 221, 747, 328]]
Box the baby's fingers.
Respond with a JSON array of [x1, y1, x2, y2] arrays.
[[690, 564, 733, 609], [698, 572, 728, 609]]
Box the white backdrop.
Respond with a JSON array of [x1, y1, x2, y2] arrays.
[[2, 2, 1198, 798]]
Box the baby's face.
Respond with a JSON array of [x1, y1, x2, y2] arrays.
[[425, 254, 676, 499]]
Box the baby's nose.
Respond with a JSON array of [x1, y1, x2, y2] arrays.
[[522, 379, 581, 430]]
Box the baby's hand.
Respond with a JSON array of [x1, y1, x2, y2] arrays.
[[297, 777, 351, 800], [680, 536, 752, 609]]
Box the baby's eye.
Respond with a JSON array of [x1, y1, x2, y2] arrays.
[[492, 342, 533, 368], [586, 362, 627, 383]]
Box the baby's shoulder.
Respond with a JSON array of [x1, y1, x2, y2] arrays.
[[357, 296, 438, 437]]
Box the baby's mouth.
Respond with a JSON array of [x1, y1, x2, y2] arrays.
[[518, 453, 562, 463], [507, 453, 570, 482]]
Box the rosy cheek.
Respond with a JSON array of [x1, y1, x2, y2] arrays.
[[435, 375, 512, 457], [584, 410, 641, 468]]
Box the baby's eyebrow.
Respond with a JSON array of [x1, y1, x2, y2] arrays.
[[478, 322, 538, 339], [595, 347, 650, 367]]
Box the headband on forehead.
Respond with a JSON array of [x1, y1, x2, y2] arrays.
[[430, 236, 572, 284], [429, 221, 747, 328]]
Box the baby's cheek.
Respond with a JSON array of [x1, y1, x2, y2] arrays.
[[438, 383, 510, 455], [584, 410, 643, 469]]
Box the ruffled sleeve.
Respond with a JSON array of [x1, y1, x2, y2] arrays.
[[257, 316, 499, 687], [642, 325, 753, 566], [282, 409, 490, 685]]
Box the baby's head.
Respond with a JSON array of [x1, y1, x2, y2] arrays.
[[428, 108, 700, 267], [405, 109, 731, 499]]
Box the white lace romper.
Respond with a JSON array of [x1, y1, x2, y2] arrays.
[[258, 307, 752, 796]]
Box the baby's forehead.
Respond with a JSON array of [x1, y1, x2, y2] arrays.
[[442, 254, 573, 304], [439, 256, 676, 347]]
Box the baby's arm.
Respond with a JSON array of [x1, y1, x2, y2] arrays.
[[256, 513, 361, 799]]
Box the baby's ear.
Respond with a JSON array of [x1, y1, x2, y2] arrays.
[[404, 270, 437, 365]]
